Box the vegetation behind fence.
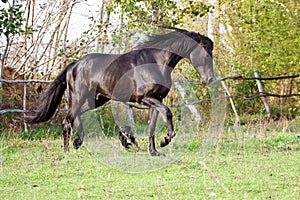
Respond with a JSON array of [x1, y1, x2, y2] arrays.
[[0, 71, 299, 133], [0, 0, 299, 132]]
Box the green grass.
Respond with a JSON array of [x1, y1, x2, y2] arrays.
[[1, 120, 300, 199]]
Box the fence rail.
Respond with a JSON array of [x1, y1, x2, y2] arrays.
[[189, 74, 300, 85], [1, 73, 299, 119]]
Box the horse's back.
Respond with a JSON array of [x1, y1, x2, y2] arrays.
[[80, 53, 120, 67], [71, 53, 121, 80]]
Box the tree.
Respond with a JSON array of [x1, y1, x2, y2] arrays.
[[0, 0, 29, 109], [219, 0, 300, 113]]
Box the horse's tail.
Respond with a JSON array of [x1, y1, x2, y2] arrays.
[[24, 62, 76, 123]]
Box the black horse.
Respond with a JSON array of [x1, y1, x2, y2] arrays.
[[25, 27, 214, 156]]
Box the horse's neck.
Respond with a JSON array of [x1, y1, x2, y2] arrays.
[[160, 52, 182, 84]]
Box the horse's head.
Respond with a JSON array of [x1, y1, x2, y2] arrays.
[[189, 33, 214, 84]]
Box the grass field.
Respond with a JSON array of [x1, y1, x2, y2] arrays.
[[1, 119, 300, 199]]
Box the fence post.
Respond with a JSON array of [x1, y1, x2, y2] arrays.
[[127, 105, 135, 124], [23, 83, 28, 133], [23, 64, 28, 133], [99, 114, 105, 130], [221, 81, 240, 126], [254, 72, 271, 118]]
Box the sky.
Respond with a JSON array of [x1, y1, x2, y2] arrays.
[[68, 0, 101, 40]]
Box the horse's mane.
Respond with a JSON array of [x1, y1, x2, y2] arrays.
[[134, 27, 212, 50]]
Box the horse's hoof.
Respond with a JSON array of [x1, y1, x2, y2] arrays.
[[171, 131, 176, 138], [160, 137, 170, 147], [73, 139, 82, 149], [64, 145, 70, 152], [150, 150, 166, 157]]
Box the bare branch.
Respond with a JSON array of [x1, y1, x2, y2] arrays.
[[0, 78, 53, 83]]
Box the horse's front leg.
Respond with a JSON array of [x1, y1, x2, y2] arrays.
[[142, 97, 176, 151], [159, 106, 176, 148], [148, 108, 165, 156]]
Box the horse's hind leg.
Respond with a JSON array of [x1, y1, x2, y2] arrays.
[[62, 87, 74, 152], [73, 116, 84, 149], [62, 112, 73, 152], [72, 94, 109, 149], [71, 96, 89, 149]]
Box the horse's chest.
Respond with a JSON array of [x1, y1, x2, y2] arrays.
[[135, 83, 170, 101]]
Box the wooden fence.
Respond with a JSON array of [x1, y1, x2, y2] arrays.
[[0, 72, 299, 128]]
